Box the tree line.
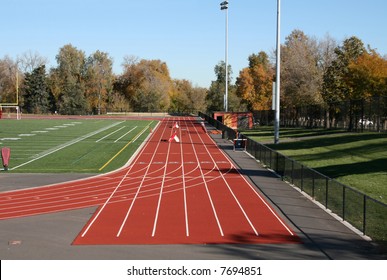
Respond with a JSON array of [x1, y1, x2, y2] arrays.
[[0, 45, 207, 115], [207, 30, 387, 130], [1, 29, 386, 121]]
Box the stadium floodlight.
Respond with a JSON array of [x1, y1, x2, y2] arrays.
[[220, 1, 228, 10], [220, 1, 229, 112]]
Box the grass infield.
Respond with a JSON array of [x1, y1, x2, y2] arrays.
[[0, 118, 158, 174], [243, 128, 387, 204]]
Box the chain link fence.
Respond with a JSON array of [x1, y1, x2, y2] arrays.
[[252, 96, 387, 132]]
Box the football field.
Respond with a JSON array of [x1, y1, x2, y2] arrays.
[[0, 118, 157, 173]]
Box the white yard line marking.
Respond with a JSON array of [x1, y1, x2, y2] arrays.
[[0, 138, 21, 141], [114, 126, 137, 143], [96, 126, 126, 142], [11, 121, 124, 170]]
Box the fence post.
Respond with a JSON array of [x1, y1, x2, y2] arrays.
[[325, 177, 329, 209], [363, 195, 367, 236], [343, 186, 346, 221], [312, 174, 315, 199]]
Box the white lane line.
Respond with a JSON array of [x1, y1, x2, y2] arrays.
[[81, 166, 132, 237], [192, 122, 259, 236], [11, 121, 124, 170], [114, 126, 137, 143], [151, 121, 174, 237], [211, 137, 296, 236], [81, 120, 164, 238], [96, 126, 126, 142], [116, 120, 169, 237], [187, 119, 224, 236], [180, 117, 189, 236]]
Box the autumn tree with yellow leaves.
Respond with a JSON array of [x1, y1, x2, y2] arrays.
[[236, 52, 274, 111]]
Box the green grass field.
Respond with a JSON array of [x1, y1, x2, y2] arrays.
[[243, 127, 387, 204], [0, 118, 158, 174]]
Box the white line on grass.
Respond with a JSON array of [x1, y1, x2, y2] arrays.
[[96, 126, 126, 143], [114, 126, 137, 143], [11, 121, 125, 171]]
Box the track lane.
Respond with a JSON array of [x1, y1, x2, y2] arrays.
[[73, 118, 171, 244], [1, 117, 300, 245], [0, 122, 161, 220]]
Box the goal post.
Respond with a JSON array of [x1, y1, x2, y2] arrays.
[[0, 105, 21, 120]]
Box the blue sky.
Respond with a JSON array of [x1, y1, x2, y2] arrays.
[[1, 0, 386, 88]]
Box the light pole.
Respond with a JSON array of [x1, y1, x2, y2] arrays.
[[220, 1, 229, 112], [274, 0, 281, 144]]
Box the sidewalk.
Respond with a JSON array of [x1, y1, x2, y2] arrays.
[[207, 124, 386, 260]]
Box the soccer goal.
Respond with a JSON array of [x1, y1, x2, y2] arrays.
[[0, 105, 21, 120]]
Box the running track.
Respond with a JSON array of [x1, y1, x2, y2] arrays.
[[0, 117, 300, 245]]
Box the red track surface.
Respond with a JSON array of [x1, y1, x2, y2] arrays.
[[0, 117, 300, 245]]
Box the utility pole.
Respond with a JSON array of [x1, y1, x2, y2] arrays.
[[274, 0, 281, 144], [220, 1, 229, 112]]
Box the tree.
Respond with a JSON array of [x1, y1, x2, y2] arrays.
[[51, 44, 88, 115], [116, 59, 173, 112], [348, 50, 387, 99], [323, 36, 366, 104], [206, 61, 243, 112], [0, 56, 21, 104], [236, 51, 274, 111], [108, 92, 131, 112], [348, 50, 387, 131], [322, 36, 366, 130], [22, 65, 52, 113], [317, 34, 338, 76], [170, 79, 207, 113], [208, 61, 231, 112], [84, 50, 114, 114], [18, 51, 48, 74], [281, 30, 323, 108]]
